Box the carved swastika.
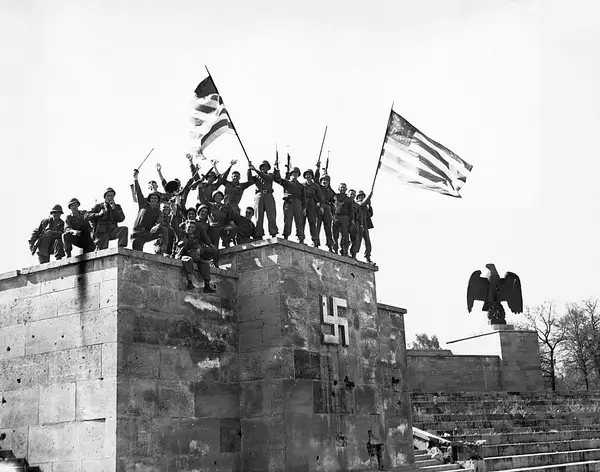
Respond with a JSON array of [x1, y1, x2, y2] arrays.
[[320, 295, 349, 346]]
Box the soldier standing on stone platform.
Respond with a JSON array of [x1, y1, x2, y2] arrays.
[[332, 183, 353, 256], [355, 190, 374, 264], [249, 160, 279, 239], [234, 206, 256, 244], [176, 220, 217, 293], [302, 169, 324, 248], [154, 202, 176, 257], [217, 159, 253, 214], [29, 205, 66, 264], [131, 169, 163, 251], [87, 187, 128, 250], [348, 189, 363, 260], [315, 173, 335, 252], [274, 166, 306, 243], [62, 198, 95, 258]]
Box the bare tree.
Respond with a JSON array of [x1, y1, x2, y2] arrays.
[[562, 304, 594, 390], [411, 333, 442, 350], [522, 301, 566, 391], [581, 299, 600, 383]]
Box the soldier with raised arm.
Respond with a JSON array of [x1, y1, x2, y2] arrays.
[[274, 165, 306, 243], [131, 169, 163, 251], [62, 198, 95, 257], [87, 187, 128, 250], [248, 160, 278, 239], [332, 183, 353, 257], [218, 159, 254, 214], [348, 188, 363, 260], [355, 190, 374, 264], [29, 205, 66, 264], [302, 169, 324, 248], [315, 165, 335, 252]]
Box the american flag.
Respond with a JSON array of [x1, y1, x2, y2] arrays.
[[379, 110, 473, 198], [190, 76, 233, 155]]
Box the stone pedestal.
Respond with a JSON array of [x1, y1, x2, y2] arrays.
[[447, 325, 544, 392], [0, 239, 413, 471]]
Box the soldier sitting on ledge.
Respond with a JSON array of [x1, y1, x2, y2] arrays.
[[62, 198, 95, 257], [176, 220, 217, 293], [29, 204, 66, 264], [87, 187, 128, 250], [131, 169, 162, 251]]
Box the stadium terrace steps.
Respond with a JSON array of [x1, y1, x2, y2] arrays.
[[412, 391, 600, 471]]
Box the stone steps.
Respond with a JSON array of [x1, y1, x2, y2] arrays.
[[415, 416, 600, 433], [411, 392, 600, 402], [485, 449, 600, 471], [412, 402, 600, 414], [414, 450, 464, 471], [449, 429, 600, 445], [499, 460, 600, 472], [413, 412, 600, 422], [484, 439, 600, 457]]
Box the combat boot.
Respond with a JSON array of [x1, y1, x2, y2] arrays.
[[203, 281, 216, 293]]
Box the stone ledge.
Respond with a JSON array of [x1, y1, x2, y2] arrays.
[[377, 302, 407, 315], [0, 247, 237, 283], [220, 237, 379, 272]]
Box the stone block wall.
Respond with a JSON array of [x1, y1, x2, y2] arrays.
[[0, 241, 413, 472], [0, 253, 119, 471]]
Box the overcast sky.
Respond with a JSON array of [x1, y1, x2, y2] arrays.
[[2, 0, 599, 347]]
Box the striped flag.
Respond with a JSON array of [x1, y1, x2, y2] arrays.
[[190, 76, 233, 154], [379, 110, 473, 198]]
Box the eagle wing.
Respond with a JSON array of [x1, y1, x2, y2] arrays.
[[498, 272, 523, 314], [467, 270, 488, 312]]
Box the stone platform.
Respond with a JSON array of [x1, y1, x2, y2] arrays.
[[0, 239, 413, 472]]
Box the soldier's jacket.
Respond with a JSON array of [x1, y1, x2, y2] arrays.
[[133, 180, 161, 232], [356, 197, 374, 229], [207, 202, 233, 227], [234, 214, 256, 240], [350, 199, 362, 226], [332, 194, 352, 218], [29, 217, 64, 247], [250, 169, 275, 192], [274, 170, 306, 207], [88, 202, 125, 234], [198, 181, 221, 205], [304, 182, 324, 205], [65, 212, 92, 235], [218, 168, 254, 207]]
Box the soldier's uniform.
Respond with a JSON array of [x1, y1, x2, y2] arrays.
[[332, 191, 352, 256], [29, 205, 66, 264], [218, 168, 253, 214], [250, 161, 278, 238], [62, 198, 95, 257], [197, 172, 221, 206], [88, 188, 128, 250], [315, 170, 335, 252], [207, 191, 237, 247], [349, 191, 363, 259], [358, 192, 374, 263], [234, 207, 256, 244], [275, 167, 306, 242], [175, 223, 217, 293], [302, 169, 324, 247], [131, 180, 162, 252], [154, 204, 176, 257]]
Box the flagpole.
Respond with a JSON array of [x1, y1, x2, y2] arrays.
[[369, 101, 394, 195], [204, 66, 252, 165]]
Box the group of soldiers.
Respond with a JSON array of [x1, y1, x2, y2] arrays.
[[29, 154, 375, 292]]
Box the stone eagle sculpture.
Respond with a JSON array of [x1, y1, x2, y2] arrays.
[[467, 263, 523, 324]]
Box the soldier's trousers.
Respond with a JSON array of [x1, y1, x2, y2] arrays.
[[208, 224, 238, 247], [363, 227, 372, 259], [254, 192, 278, 238], [350, 224, 363, 258], [180, 254, 211, 282], [304, 199, 319, 245], [154, 227, 175, 256], [131, 229, 160, 252], [62, 232, 94, 257], [332, 215, 350, 255], [283, 198, 304, 241], [94, 226, 128, 250], [316, 204, 333, 249], [37, 236, 65, 263]]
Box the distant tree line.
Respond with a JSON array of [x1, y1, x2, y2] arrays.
[[516, 299, 600, 392]]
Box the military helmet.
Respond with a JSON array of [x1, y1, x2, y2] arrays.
[[103, 187, 116, 198], [67, 198, 80, 208], [290, 167, 301, 176], [303, 169, 314, 178], [212, 190, 224, 200], [320, 174, 330, 182], [147, 192, 161, 202], [259, 160, 271, 171], [50, 204, 63, 214], [357, 190, 366, 197]]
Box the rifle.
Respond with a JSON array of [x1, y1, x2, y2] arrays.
[[325, 150, 330, 175], [30, 239, 40, 256], [286, 152, 291, 175], [316, 126, 328, 170], [275, 144, 279, 169]]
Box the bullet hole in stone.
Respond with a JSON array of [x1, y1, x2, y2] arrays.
[[31, 335, 35, 338], [350, 273, 355, 278], [1, 398, 6, 404], [344, 376, 356, 390], [61, 335, 64, 338], [214, 461, 217, 466], [316, 456, 320, 461], [331, 391, 336, 397], [100, 377, 104, 381], [82, 357, 85, 360], [16, 379, 21, 384], [6, 347, 10, 352], [82, 326, 84, 330], [391, 377, 400, 386], [0, 433, 6, 440], [333, 380, 338, 386], [238, 431, 243, 438]]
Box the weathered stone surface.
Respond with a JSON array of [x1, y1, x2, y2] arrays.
[[29, 421, 107, 463], [0, 323, 25, 360], [240, 379, 283, 418], [77, 378, 116, 421], [39, 382, 76, 424], [0, 387, 39, 428], [48, 345, 102, 383], [25, 313, 82, 355], [157, 381, 195, 418], [159, 348, 238, 383], [239, 346, 294, 381], [195, 382, 240, 418]]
